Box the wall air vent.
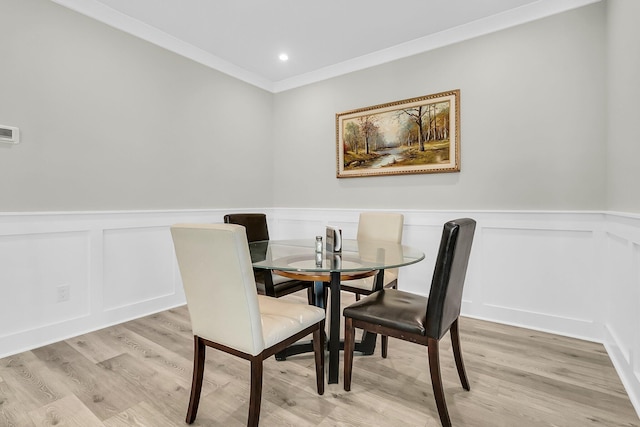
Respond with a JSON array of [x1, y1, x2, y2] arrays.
[[0, 125, 20, 144]]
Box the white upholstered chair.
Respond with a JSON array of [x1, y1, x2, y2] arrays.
[[171, 223, 325, 426], [341, 212, 404, 297], [340, 212, 404, 357]]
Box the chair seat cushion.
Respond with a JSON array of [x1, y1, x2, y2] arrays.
[[343, 289, 428, 336], [341, 271, 397, 292], [258, 295, 325, 348]]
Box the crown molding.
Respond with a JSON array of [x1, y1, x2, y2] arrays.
[[50, 0, 276, 91], [272, 0, 601, 92], [52, 0, 599, 94]]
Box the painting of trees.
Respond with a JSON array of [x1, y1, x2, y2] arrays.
[[356, 115, 379, 154], [336, 90, 460, 177], [344, 121, 360, 153], [398, 102, 451, 151]]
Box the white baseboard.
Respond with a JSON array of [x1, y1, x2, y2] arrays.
[[604, 324, 640, 419]]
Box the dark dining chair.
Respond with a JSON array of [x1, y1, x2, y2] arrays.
[[171, 223, 325, 426], [343, 218, 476, 427], [224, 213, 314, 301]]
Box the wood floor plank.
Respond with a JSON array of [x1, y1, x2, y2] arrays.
[[98, 352, 195, 425], [103, 401, 177, 427], [0, 378, 37, 427], [0, 351, 68, 413], [259, 360, 330, 425], [91, 325, 207, 392], [31, 341, 144, 421], [65, 330, 124, 365], [461, 319, 628, 398], [122, 314, 194, 361], [0, 291, 638, 426], [27, 394, 104, 426]]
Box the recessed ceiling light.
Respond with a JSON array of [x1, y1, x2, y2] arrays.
[[279, 53, 289, 62]]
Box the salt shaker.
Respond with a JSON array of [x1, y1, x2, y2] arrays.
[[315, 235, 323, 253]]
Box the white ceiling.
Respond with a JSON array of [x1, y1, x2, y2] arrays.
[[52, 0, 598, 92]]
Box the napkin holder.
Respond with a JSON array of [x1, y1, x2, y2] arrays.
[[325, 226, 342, 253]]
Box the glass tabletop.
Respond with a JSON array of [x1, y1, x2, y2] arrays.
[[250, 238, 425, 273]]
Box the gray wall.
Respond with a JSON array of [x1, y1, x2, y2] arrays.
[[273, 4, 607, 210], [2, 1, 631, 214], [0, 0, 274, 212], [606, 0, 640, 212]]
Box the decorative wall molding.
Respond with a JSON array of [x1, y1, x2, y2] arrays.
[[0, 209, 224, 358], [601, 212, 640, 414], [51, 0, 600, 93], [0, 207, 638, 415]]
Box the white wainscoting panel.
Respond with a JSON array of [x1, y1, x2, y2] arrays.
[[634, 242, 640, 388], [636, 243, 640, 386], [103, 226, 176, 310], [0, 210, 224, 358], [480, 227, 596, 338], [602, 212, 640, 415], [605, 233, 635, 363], [0, 231, 90, 338]]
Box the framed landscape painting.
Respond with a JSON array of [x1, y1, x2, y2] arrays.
[[336, 89, 460, 178]]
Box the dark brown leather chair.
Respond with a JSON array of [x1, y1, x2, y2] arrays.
[[223, 213, 314, 300], [343, 218, 476, 427]]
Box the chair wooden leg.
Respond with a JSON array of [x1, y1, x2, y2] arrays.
[[307, 286, 314, 305], [343, 317, 355, 391], [450, 318, 470, 391], [248, 358, 263, 427], [428, 338, 451, 427], [186, 336, 206, 424], [381, 335, 388, 358], [380, 280, 397, 359], [312, 322, 325, 395]]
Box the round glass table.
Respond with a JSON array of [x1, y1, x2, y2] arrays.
[[250, 238, 425, 384]]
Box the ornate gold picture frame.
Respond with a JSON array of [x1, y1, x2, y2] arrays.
[[336, 89, 460, 178]]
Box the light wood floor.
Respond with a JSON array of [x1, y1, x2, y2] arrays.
[[1, 292, 638, 427]]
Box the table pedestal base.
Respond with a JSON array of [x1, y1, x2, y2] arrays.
[[273, 270, 383, 384], [274, 331, 378, 361]]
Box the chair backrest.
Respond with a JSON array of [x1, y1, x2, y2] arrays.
[[170, 223, 265, 356], [356, 212, 404, 243], [357, 212, 404, 278], [223, 213, 270, 243], [425, 218, 476, 340]]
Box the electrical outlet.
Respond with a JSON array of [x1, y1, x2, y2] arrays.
[[56, 284, 70, 303]]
